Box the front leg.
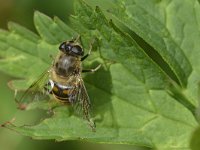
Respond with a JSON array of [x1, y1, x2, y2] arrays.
[[81, 43, 92, 61], [82, 64, 101, 73]]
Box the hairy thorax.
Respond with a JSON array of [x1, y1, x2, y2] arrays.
[[53, 53, 81, 78]]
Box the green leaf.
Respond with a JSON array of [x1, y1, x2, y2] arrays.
[[104, 0, 200, 108], [190, 126, 200, 150], [1, 0, 200, 150], [34, 11, 77, 44], [107, 0, 193, 88]]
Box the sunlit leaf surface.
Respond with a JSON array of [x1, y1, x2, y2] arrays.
[[1, 0, 200, 149]]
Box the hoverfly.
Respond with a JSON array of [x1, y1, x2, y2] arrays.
[[15, 36, 101, 131]]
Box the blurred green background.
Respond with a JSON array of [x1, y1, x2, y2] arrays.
[[0, 0, 148, 150]]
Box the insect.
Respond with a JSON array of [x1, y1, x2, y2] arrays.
[[15, 36, 101, 130]]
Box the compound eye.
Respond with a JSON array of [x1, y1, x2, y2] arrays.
[[59, 42, 72, 53], [71, 45, 84, 56], [59, 42, 66, 51]]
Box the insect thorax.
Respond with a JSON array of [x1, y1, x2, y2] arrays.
[[54, 53, 81, 77]]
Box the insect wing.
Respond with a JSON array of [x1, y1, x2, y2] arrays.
[[15, 70, 50, 109], [78, 80, 91, 121], [72, 77, 95, 130]]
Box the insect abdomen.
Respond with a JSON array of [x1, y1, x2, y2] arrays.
[[51, 81, 74, 103]]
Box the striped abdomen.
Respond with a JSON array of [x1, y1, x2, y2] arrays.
[[49, 80, 75, 103]]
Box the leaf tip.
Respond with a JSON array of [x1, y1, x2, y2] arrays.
[[34, 10, 41, 15], [1, 118, 16, 128], [34, 10, 45, 19], [7, 21, 15, 29], [7, 80, 15, 90]]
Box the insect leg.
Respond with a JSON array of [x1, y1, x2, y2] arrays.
[[81, 39, 94, 61], [72, 34, 81, 43], [82, 64, 101, 73]]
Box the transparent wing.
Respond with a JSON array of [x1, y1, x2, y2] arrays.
[[78, 79, 91, 120], [72, 77, 95, 130], [15, 70, 51, 110]]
